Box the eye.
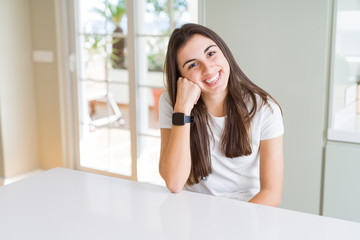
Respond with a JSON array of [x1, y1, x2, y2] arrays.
[[188, 62, 198, 70], [208, 51, 216, 57]]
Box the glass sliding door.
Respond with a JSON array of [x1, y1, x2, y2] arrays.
[[74, 0, 133, 179], [70, 0, 199, 183]]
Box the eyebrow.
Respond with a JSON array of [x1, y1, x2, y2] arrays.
[[182, 44, 217, 68]]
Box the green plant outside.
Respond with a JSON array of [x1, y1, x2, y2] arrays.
[[88, 0, 189, 71]]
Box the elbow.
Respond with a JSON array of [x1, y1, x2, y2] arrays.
[[159, 168, 186, 193], [165, 181, 184, 193], [162, 174, 185, 193], [250, 189, 282, 207], [270, 192, 282, 207], [272, 197, 282, 207], [272, 189, 282, 207]]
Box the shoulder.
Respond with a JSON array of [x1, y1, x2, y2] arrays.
[[243, 93, 279, 114], [249, 93, 281, 115], [253, 95, 284, 140], [263, 97, 282, 118], [159, 90, 173, 129], [159, 90, 171, 106]]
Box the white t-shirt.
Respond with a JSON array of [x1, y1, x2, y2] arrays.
[[159, 91, 284, 201]]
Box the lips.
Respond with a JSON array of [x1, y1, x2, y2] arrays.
[[204, 71, 220, 84]]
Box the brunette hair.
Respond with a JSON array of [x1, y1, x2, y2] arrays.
[[164, 23, 281, 185]]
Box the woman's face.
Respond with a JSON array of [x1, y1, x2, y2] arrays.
[[177, 34, 230, 98]]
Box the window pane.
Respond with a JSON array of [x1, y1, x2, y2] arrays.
[[76, 0, 133, 178], [106, 34, 127, 71], [79, 0, 127, 35], [80, 81, 113, 172], [108, 82, 132, 176], [79, 80, 132, 176], [137, 135, 164, 185], [80, 126, 132, 176], [78, 0, 108, 35], [143, 0, 170, 35], [174, 0, 198, 28], [83, 81, 108, 127], [108, 68, 129, 84], [145, 36, 168, 73], [137, 36, 168, 87], [80, 126, 112, 170], [108, 82, 129, 119], [141, 0, 198, 35], [108, 127, 132, 176], [80, 34, 107, 81], [106, 34, 129, 83], [138, 86, 164, 135]]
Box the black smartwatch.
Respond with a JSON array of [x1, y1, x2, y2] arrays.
[[172, 112, 194, 126]]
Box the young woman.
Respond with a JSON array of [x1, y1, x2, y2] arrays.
[[158, 23, 284, 207]]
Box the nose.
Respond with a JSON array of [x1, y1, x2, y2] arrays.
[[201, 60, 212, 75]]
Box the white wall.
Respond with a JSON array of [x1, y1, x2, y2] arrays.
[[206, 0, 331, 214], [0, 0, 40, 178], [30, 0, 63, 170]]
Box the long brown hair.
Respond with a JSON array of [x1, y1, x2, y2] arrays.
[[164, 23, 281, 185]]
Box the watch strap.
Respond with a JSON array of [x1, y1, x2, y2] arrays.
[[183, 115, 194, 124]]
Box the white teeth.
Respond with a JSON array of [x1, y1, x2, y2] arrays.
[[205, 72, 220, 84]]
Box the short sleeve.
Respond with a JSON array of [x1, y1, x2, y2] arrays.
[[159, 91, 173, 129], [260, 100, 284, 140]]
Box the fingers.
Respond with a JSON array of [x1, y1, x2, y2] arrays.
[[180, 77, 201, 100], [186, 78, 201, 105], [194, 92, 200, 105], [175, 77, 201, 114]]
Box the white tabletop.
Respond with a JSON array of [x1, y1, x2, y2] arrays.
[[0, 168, 359, 240]]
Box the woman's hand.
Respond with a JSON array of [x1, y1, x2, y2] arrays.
[[174, 77, 201, 115]]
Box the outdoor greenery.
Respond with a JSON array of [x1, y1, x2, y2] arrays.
[[86, 0, 190, 71], [145, 0, 188, 71], [92, 0, 126, 69]]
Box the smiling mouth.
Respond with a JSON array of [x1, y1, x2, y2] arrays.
[[204, 71, 220, 84]]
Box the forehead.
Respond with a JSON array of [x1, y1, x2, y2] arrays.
[[177, 34, 216, 62]]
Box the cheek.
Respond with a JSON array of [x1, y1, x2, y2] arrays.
[[223, 59, 230, 75], [179, 68, 193, 79], [185, 71, 202, 83]]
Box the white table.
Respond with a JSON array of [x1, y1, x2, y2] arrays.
[[0, 168, 359, 240]]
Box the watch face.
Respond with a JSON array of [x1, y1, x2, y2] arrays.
[[172, 112, 185, 126]]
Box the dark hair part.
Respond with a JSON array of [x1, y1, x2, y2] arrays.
[[164, 23, 281, 185]]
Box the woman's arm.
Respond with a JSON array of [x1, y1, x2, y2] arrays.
[[159, 127, 191, 193], [159, 78, 200, 193], [249, 135, 284, 206]]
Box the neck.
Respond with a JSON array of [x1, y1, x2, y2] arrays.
[[201, 90, 228, 117]]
